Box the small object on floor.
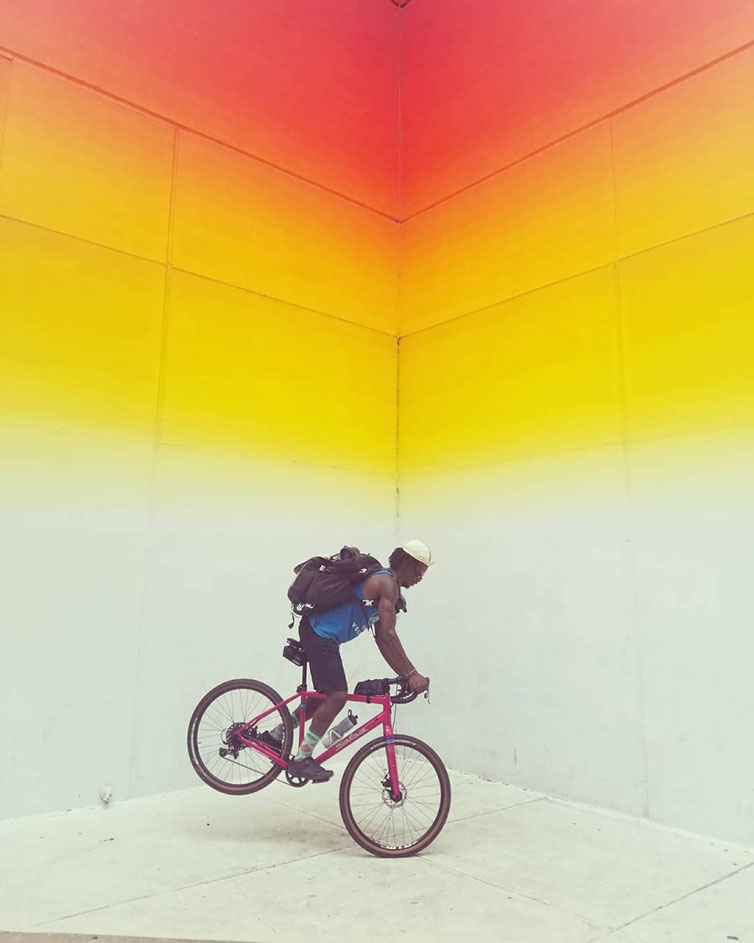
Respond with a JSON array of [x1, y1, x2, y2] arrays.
[[288, 755, 334, 782]]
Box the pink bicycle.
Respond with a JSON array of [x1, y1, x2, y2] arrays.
[[187, 637, 451, 857]]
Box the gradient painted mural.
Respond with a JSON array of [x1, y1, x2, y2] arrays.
[[2, 0, 753, 846], [0, 6, 399, 819], [400, 0, 754, 217], [0, 0, 399, 215], [398, 11, 754, 847]]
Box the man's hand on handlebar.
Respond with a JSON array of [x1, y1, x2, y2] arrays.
[[407, 671, 429, 694]]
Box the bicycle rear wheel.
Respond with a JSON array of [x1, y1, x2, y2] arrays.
[[339, 735, 451, 857], [187, 678, 293, 795]]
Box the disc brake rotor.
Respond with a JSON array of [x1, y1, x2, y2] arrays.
[[381, 776, 406, 806]]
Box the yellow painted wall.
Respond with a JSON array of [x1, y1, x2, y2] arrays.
[[0, 53, 398, 817], [396, 43, 754, 844], [399, 47, 754, 471], [400, 267, 622, 474], [0, 59, 399, 473], [3, 8, 753, 842], [161, 271, 395, 474]]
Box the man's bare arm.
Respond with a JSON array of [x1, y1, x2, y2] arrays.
[[370, 574, 419, 680]]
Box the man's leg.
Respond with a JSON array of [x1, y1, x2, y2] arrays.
[[268, 677, 342, 743], [308, 690, 348, 738], [293, 691, 348, 772], [288, 620, 348, 780], [269, 621, 328, 741]]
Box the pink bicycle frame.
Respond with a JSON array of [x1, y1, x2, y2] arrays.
[[237, 690, 402, 800]]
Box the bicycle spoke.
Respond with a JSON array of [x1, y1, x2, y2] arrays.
[[343, 738, 447, 852], [190, 681, 288, 793]]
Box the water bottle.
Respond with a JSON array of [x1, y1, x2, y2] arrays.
[[322, 711, 358, 747]]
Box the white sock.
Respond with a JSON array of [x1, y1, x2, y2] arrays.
[[272, 706, 301, 741], [295, 727, 322, 761]]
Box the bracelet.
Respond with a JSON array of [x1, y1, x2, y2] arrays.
[[405, 668, 419, 679]]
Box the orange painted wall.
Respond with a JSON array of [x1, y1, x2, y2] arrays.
[[400, 0, 754, 217], [0, 0, 400, 215], [399, 40, 754, 468], [397, 4, 754, 843], [3, 1, 754, 841], [0, 6, 399, 817], [0, 45, 399, 471]]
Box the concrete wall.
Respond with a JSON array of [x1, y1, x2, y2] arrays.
[[0, 4, 400, 818], [398, 6, 754, 847], [3, 0, 754, 850]]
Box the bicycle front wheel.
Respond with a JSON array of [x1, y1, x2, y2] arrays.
[[339, 735, 451, 857], [187, 678, 292, 795]]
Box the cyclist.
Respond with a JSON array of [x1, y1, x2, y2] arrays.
[[262, 539, 433, 782]]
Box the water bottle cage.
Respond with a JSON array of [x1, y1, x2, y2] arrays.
[[323, 711, 358, 746]]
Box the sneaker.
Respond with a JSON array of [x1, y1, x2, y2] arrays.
[[256, 730, 284, 753], [288, 755, 334, 783]]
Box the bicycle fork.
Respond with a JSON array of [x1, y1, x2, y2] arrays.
[[382, 716, 402, 802]]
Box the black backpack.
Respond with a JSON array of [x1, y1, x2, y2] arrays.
[[288, 546, 384, 616]]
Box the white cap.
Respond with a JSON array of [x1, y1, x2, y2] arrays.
[[402, 539, 434, 566]]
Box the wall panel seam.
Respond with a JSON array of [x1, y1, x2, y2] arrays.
[[0, 45, 400, 223], [0, 211, 395, 338], [168, 265, 399, 340], [395, 336, 401, 541], [126, 125, 179, 798], [398, 209, 754, 341], [397, 5, 403, 220], [400, 37, 754, 222], [399, 261, 614, 340], [0, 55, 13, 177], [609, 118, 650, 819], [0, 210, 173, 266]]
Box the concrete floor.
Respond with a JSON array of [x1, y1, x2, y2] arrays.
[[1, 761, 752, 943]]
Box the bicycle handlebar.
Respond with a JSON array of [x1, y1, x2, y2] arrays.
[[387, 676, 430, 705], [353, 676, 430, 704]]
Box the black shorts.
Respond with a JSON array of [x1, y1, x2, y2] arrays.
[[299, 616, 348, 693]]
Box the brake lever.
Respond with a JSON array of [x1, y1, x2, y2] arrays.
[[424, 679, 431, 704]]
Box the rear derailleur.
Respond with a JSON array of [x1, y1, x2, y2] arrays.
[[219, 721, 252, 759]]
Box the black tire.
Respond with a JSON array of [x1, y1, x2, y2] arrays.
[[339, 734, 451, 857], [187, 678, 293, 795]]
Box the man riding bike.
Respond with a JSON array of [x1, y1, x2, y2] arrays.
[[261, 539, 433, 782]]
